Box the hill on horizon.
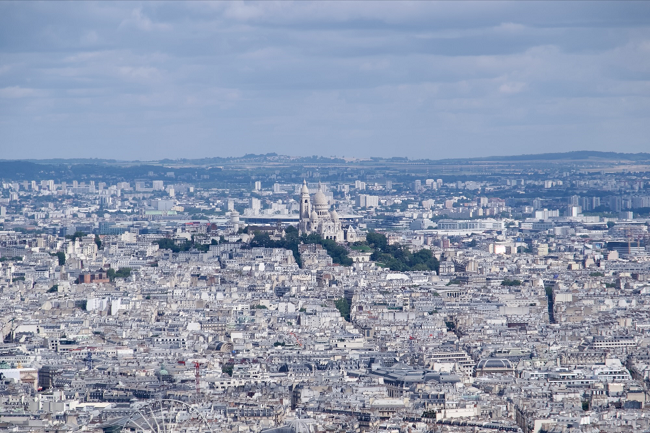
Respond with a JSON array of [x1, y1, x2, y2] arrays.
[[2, 150, 650, 167]]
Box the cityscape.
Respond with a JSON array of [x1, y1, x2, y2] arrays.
[[2, 1, 650, 432], [1, 153, 650, 432]]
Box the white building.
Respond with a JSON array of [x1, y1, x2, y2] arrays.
[[299, 181, 350, 242], [357, 194, 379, 208]]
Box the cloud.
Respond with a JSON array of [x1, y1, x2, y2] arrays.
[[80, 30, 99, 46], [499, 82, 526, 94], [0, 1, 649, 159], [0, 86, 43, 98], [119, 8, 171, 32], [117, 66, 163, 82], [494, 22, 526, 34]]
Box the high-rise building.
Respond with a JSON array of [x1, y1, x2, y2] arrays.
[[609, 196, 622, 212], [250, 197, 261, 214], [357, 194, 379, 208], [566, 206, 582, 217], [254, 181, 262, 191]]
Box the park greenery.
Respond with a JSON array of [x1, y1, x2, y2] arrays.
[[364, 232, 439, 273], [155, 237, 218, 253], [249, 226, 352, 267], [157, 228, 439, 274], [107, 267, 132, 281], [335, 298, 351, 322], [501, 279, 522, 286], [49, 251, 66, 266]]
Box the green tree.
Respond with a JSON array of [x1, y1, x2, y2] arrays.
[[335, 298, 351, 322], [366, 232, 439, 272], [155, 238, 192, 253], [107, 267, 132, 281], [222, 364, 234, 376], [501, 279, 522, 286]]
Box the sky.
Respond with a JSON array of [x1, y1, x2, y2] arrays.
[[1, 1, 649, 161]]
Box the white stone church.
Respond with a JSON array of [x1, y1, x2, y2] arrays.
[[298, 181, 357, 243]]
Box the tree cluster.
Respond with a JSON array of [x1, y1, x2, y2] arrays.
[[334, 298, 351, 322], [50, 251, 66, 266], [155, 237, 219, 253], [365, 232, 439, 272], [107, 267, 132, 281], [249, 226, 353, 267], [501, 279, 522, 286]]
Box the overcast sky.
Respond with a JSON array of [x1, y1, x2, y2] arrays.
[[1, 1, 649, 160]]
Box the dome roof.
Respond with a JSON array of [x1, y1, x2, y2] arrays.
[[289, 418, 315, 433], [330, 210, 339, 221], [301, 180, 309, 194], [310, 210, 319, 221], [476, 358, 513, 370], [313, 191, 328, 207]]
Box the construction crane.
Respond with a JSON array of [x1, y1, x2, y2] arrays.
[[626, 227, 632, 256], [194, 361, 201, 395], [288, 332, 302, 347]]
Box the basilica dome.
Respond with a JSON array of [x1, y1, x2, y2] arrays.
[[313, 191, 328, 208]]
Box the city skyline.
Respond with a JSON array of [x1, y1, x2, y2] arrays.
[[2, 3, 650, 431]]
